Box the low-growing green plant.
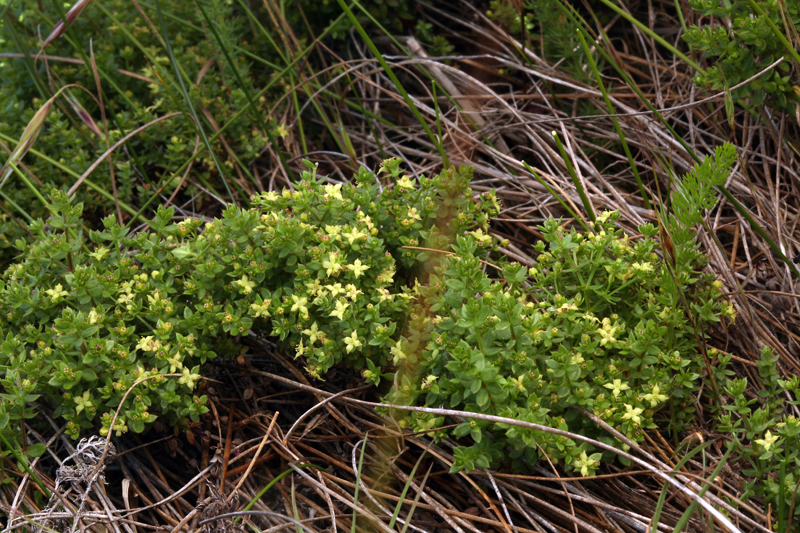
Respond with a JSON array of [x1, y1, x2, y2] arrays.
[[0, 0, 274, 262], [0, 0, 428, 267], [717, 345, 800, 528], [394, 210, 734, 474], [683, 0, 800, 111], [1, 152, 738, 479], [0, 159, 496, 440]]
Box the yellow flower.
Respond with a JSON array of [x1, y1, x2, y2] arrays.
[[344, 331, 362, 353], [295, 340, 306, 357], [251, 299, 271, 318], [45, 284, 69, 302], [347, 259, 370, 278], [325, 283, 345, 297], [74, 391, 93, 414], [89, 247, 110, 261], [342, 227, 367, 244], [303, 322, 320, 345], [275, 122, 289, 139], [329, 300, 349, 320], [509, 376, 526, 393], [621, 404, 643, 425], [136, 336, 162, 353], [324, 183, 343, 200], [469, 228, 492, 244], [632, 262, 653, 272], [88, 308, 100, 325], [377, 288, 393, 302], [407, 207, 422, 222], [166, 352, 184, 373], [291, 295, 309, 318], [379, 267, 395, 283], [345, 284, 363, 300], [177, 367, 200, 389], [397, 175, 415, 189], [596, 318, 619, 346], [391, 340, 406, 364], [755, 430, 779, 451], [306, 279, 322, 296], [603, 379, 629, 397], [322, 253, 343, 276], [643, 384, 668, 407], [261, 191, 280, 202], [573, 451, 600, 477], [236, 275, 256, 295], [325, 225, 342, 236]]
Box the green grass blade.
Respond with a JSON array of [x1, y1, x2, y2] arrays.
[[236, 464, 324, 524], [290, 476, 303, 533], [388, 447, 429, 531], [746, 0, 800, 66], [670, 439, 734, 532], [160, 12, 346, 188], [650, 439, 717, 531], [576, 29, 650, 209], [399, 464, 433, 533], [5, 162, 50, 210], [192, 0, 294, 182], [153, 0, 237, 204], [0, 431, 51, 499], [335, 0, 448, 167], [594, 0, 700, 70], [552, 131, 595, 222], [0, 131, 142, 221], [554, 1, 800, 278], [521, 161, 592, 233], [0, 191, 34, 223]]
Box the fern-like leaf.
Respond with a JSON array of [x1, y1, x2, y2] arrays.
[[671, 142, 736, 228]]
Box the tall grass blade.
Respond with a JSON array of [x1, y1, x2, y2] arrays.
[[594, 0, 699, 70], [388, 447, 430, 530], [552, 131, 595, 222], [192, 0, 294, 181], [746, 0, 800, 66], [153, 0, 237, 204], [650, 440, 716, 531], [0, 130, 142, 221], [399, 464, 433, 533], [670, 439, 734, 532], [576, 29, 650, 209], [334, 0, 448, 167], [558, 1, 800, 278], [290, 476, 303, 533], [521, 161, 592, 233]]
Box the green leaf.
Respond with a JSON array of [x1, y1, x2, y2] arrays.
[[476, 389, 489, 407], [27, 443, 47, 457], [445, 279, 465, 290], [470, 428, 483, 443]]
